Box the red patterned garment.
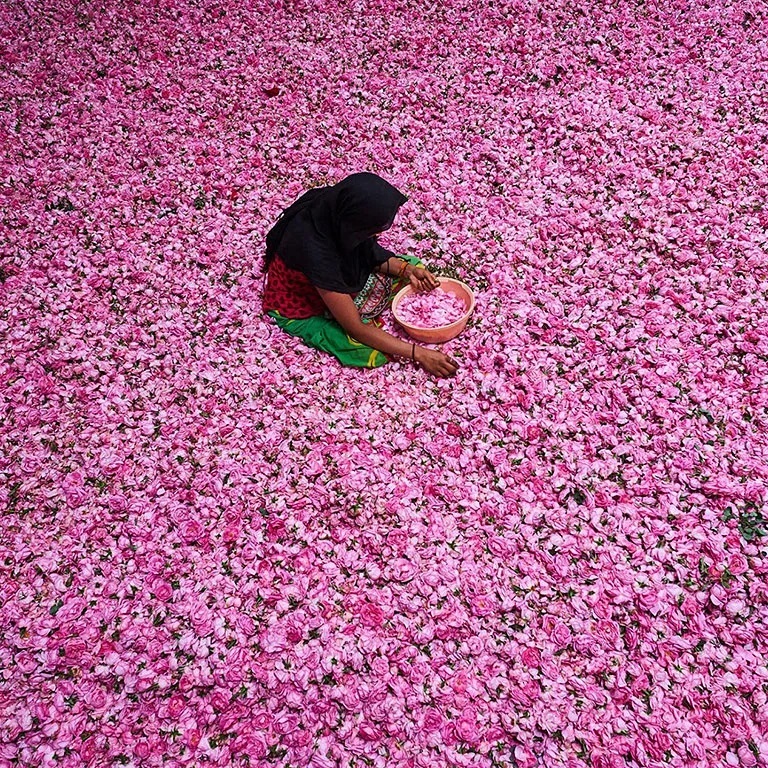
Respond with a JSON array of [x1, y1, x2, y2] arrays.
[[262, 254, 328, 318]]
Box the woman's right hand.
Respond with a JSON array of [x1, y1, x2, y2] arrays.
[[414, 347, 459, 378]]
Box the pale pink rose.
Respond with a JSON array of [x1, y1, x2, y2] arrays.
[[737, 744, 757, 767], [134, 742, 151, 759], [551, 621, 572, 648], [455, 717, 480, 744]]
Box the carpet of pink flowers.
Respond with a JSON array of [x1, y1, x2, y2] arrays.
[[2, 0, 768, 766], [396, 290, 468, 329]]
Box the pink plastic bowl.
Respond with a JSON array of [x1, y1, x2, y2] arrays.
[[391, 278, 475, 343]]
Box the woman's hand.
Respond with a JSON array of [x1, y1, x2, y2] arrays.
[[407, 265, 440, 292], [414, 347, 459, 378]]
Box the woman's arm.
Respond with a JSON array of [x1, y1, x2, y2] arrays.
[[316, 289, 459, 378]]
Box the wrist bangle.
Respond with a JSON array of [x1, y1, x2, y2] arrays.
[[398, 260, 408, 278], [411, 343, 416, 362]]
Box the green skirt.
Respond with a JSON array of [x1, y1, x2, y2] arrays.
[[268, 255, 422, 368]]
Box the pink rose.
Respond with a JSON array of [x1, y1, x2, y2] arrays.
[[223, 523, 240, 543], [594, 619, 620, 647], [211, 692, 229, 712], [390, 557, 417, 582], [551, 621, 572, 648], [520, 647, 541, 667], [387, 529, 409, 551], [728, 553, 749, 575], [167, 695, 187, 718], [239, 734, 268, 759], [525, 424, 542, 441], [358, 721, 383, 741], [422, 709, 443, 732], [134, 743, 151, 759], [514, 745, 537, 768], [185, 728, 201, 750], [252, 711, 272, 729], [471, 593, 495, 616], [179, 519, 203, 543], [455, 717, 479, 744], [15, 651, 39, 674], [359, 602, 385, 628], [266, 518, 286, 540], [65, 637, 88, 662], [152, 578, 173, 602], [738, 744, 757, 767], [680, 596, 699, 616]]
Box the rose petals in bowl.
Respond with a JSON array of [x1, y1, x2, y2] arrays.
[[392, 278, 475, 343], [397, 290, 466, 328]]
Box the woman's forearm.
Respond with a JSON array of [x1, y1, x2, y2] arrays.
[[316, 287, 418, 362], [348, 321, 417, 360]]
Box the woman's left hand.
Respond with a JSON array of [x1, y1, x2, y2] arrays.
[[407, 265, 441, 292]]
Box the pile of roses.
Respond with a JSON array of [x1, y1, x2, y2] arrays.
[[1, 0, 767, 766]]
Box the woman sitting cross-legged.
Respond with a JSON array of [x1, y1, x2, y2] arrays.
[[262, 172, 459, 378]]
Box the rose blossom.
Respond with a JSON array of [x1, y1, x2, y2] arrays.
[[359, 602, 385, 628]]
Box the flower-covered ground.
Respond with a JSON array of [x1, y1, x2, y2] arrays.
[[2, 0, 768, 765]]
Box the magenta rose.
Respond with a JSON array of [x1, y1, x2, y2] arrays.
[[514, 745, 537, 768], [65, 637, 88, 663], [390, 558, 417, 582], [520, 647, 541, 668], [166, 695, 187, 719], [525, 424, 543, 441], [223, 523, 240, 543], [359, 602, 385, 628], [358, 721, 383, 741], [455, 717, 480, 744], [152, 578, 173, 602], [179, 519, 203, 543], [211, 691, 229, 712], [422, 709, 443, 732], [728, 553, 749, 575]]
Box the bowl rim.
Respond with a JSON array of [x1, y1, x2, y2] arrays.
[[391, 277, 475, 332]]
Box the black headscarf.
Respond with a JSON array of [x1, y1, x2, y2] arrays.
[[264, 173, 408, 293]]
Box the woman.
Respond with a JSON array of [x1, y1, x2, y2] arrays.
[[263, 173, 459, 378]]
